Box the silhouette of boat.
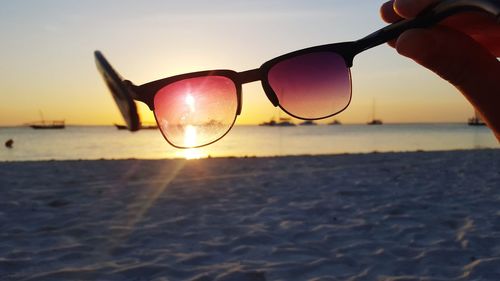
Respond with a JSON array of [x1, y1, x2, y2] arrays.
[[114, 124, 127, 130], [468, 111, 486, 126], [367, 119, 383, 125], [299, 120, 317, 126], [367, 99, 383, 125], [30, 121, 65, 129], [141, 124, 159, 129], [114, 123, 158, 130], [259, 117, 296, 127], [29, 111, 65, 129], [328, 119, 342, 125]]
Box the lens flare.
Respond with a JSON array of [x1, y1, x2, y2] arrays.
[[185, 93, 195, 113], [181, 126, 206, 159], [154, 76, 237, 148], [184, 125, 197, 147]]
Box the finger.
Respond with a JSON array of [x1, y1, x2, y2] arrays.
[[381, 1, 401, 49], [388, 39, 397, 48], [394, 0, 438, 18], [442, 13, 500, 56], [396, 27, 500, 134], [380, 0, 402, 23]]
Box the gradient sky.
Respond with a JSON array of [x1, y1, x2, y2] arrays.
[[0, 0, 475, 126]]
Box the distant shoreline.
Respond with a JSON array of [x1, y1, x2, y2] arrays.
[[1, 148, 498, 163], [2, 125, 496, 162], [0, 122, 492, 128]]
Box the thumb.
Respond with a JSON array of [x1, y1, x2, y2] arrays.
[[396, 27, 500, 136]]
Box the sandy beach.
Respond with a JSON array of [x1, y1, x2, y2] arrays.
[[1, 149, 499, 280]]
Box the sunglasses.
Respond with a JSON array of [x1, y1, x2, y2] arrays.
[[95, 0, 499, 148]]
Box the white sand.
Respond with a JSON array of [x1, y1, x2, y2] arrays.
[[0, 149, 499, 281]]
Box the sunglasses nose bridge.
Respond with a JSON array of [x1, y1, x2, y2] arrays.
[[237, 68, 280, 107], [236, 67, 280, 109], [237, 68, 261, 84]]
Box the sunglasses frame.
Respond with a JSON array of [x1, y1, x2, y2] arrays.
[[137, 70, 243, 148], [95, 0, 499, 147]]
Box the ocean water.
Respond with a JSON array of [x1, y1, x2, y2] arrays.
[[0, 124, 497, 161]]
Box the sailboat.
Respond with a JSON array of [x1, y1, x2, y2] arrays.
[[259, 117, 296, 126], [468, 110, 486, 126], [114, 124, 128, 130], [367, 99, 383, 125], [259, 110, 296, 127], [299, 120, 317, 126], [328, 119, 342, 125], [29, 111, 65, 129], [367, 119, 383, 125], [276, 117, 296, 126], [268, 88, 296, 127], [114, 122, 158, 130]]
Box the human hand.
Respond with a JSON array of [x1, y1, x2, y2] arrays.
[[380, 0, 500, 140]]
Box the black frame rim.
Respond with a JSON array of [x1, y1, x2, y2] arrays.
[[150, 71, 242, 149]]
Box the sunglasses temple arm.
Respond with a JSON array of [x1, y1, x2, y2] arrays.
[[353, 0, 499, 54], [94, 51, 142, 131]]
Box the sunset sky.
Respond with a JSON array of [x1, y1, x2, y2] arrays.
[[0, 0, 475, 126]]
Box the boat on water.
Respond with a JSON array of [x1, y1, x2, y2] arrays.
[[139, 124, 158, 129], [367, 99, 383, 125], [468, 111, 486, 126], [29, 111, 65, 129], [114, 123, 158, 130], [258, 120, 276, 126], [367, 119, 383, 125], [259, 117, 295, 127], [328, 119, 342, 125], [114, 124, 127, 130], [30, 120, 65, 129], [299, 120, 317, 126]]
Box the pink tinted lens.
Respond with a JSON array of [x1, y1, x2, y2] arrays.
[[154, 76, 237, 148], [267, 52, 351, 119]]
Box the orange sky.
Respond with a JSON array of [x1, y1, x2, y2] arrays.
[[0, 1, 477, 127]]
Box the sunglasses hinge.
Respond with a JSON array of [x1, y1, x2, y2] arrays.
[[124, 80, 155, 110]]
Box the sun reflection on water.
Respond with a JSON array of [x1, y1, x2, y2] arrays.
[[180, 124, 207, 159], [182, 148, 206, 160], [184, 125, 197, 147]]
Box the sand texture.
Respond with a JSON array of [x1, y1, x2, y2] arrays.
[[0, 149, 499, 280]]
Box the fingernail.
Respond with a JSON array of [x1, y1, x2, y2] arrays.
[[396, 29, 436, 60], [394, 0, 435, 18], [393, 0, 417, 17]]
